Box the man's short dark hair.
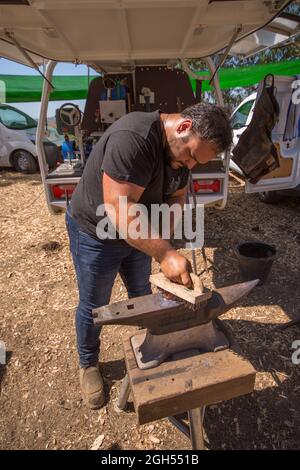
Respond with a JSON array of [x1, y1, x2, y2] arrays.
[[181, 102, 232, 153]]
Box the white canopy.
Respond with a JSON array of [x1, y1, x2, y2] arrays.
[[0, 0, 297, 71]]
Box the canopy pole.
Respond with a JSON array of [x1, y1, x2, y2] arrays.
[[205, 56, 224, 107], [205, 56, 229, 210], [209, 25, 242, 85], [181, 59, 208, 82], [36, 60, 58, 214], [4, 31, 54, 88]]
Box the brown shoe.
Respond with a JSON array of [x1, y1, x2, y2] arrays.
[[79, 365, 105, 409]]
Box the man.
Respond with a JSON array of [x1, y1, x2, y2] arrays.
[[66, 103, 232, 409]]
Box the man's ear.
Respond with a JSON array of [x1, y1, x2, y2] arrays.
[[176, 119, 192, 135]]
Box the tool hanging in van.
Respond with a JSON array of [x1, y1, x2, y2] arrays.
[[232, 74, 280, 183]]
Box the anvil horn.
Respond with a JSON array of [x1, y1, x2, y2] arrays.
[[204, 278, 259, 322]]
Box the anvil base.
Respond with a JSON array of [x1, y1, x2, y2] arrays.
[[131, 320, 230, 370]]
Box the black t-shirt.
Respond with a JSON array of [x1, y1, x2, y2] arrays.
[[71, 110, 189, 239]]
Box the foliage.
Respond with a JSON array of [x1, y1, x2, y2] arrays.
[[189, 1, 300, 111]]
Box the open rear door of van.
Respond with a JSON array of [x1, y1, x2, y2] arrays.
[[245, 75, 300, 194]]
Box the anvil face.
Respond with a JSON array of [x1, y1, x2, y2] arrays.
[[92, 279, 259, 335]]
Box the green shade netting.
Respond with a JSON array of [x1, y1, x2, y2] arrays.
[[0, 59, 299, 102], [0, 74, 90, 102], [188, 59, 300, 92]]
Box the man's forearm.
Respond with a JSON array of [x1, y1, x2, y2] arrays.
[[127, 236, 175, 263], [103, 195, 193, 287], [105, 200, 176, 262]]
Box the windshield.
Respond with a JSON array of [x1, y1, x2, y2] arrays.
[[0, 105, 37, 130], [231, 100, 255, 130]]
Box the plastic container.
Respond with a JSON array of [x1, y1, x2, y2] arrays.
[[234, 240, 277, 286], [62, 140, 74, 161]]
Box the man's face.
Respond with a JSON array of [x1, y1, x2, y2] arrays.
[[165, 119, 219, 170]]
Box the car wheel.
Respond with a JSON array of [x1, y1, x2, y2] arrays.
[[13, 150, 38, 174], [258, 191, 282, 204]]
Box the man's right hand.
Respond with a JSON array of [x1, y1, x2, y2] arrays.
[[160, 251, 193, 289]]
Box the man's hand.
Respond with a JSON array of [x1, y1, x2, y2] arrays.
[[160, 251, 193, 288]]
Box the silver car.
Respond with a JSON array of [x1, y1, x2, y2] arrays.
[[0, 104, 59, 173]]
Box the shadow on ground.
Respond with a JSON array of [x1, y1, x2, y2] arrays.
[[0, 351, 13, 390], [0, 170, 41, 187]]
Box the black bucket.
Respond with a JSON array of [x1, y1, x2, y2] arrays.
[[234, 241, 277, 286]]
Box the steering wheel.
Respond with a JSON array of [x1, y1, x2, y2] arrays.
[[103, 76, 116, 90], [59, 103, 81, 127]]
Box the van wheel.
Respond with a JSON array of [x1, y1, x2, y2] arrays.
[[258, 191, 282, 204], [13, 150, 38, 174]]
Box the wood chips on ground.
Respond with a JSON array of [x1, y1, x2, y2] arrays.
[[0, 170, 300, 450]]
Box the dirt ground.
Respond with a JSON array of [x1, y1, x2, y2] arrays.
[[0, 169, 300, 450]]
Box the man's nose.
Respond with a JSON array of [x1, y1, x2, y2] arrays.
[[185, 159, 197, 170]]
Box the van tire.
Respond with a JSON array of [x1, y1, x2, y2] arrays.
[[258, 191, 282, 204], [13, 150, 38, 174]]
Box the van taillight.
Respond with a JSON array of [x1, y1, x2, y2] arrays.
[[193, 179, 221, 193], [52, 184, 76, 199]]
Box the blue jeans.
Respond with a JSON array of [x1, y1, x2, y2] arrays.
[[65, 210, 152, 367]]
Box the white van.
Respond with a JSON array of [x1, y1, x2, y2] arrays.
[[230, 76, 300, 203], [0, 103, 59, 173]]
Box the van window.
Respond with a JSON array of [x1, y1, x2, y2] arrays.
[[231, 100, 254, 130], [0, 106, 37, 130]]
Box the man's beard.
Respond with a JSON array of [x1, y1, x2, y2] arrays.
[[164, 136, 187, 168]]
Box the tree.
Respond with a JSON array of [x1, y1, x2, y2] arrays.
[[189, 2, 300, 110]]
